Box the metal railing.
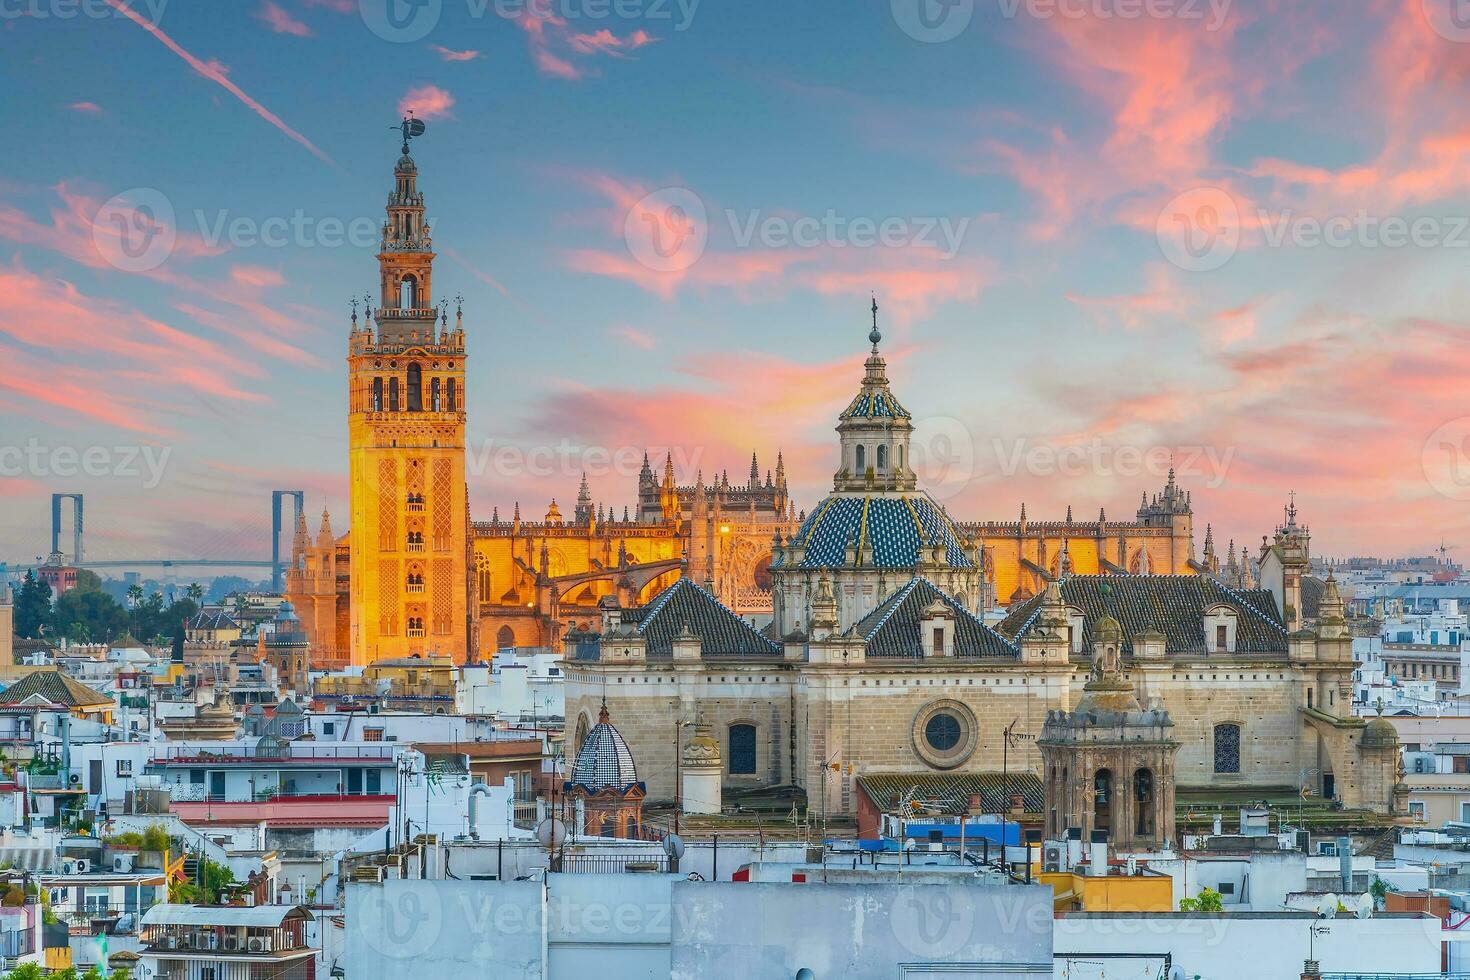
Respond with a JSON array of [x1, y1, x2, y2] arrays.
[[0, 931, 33, 957], [153, 743, 395, 763], [560, 853, 669, 875]]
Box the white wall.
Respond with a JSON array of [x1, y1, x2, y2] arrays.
[[1053, 912, 1441, 978]]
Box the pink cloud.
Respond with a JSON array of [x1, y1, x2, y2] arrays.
[[102, 0, 333, 166], [66, 101, 102, 114], [430, 45, 481, 62], [398, 84, 454, 121], [501, 4, 657, 79], [256, 1, 312, 36], [609, 325, 655, 350]]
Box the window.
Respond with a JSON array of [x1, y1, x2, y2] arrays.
[[924, 713, 962, 752], [1213, 723, 1241, 774], [1217, 882, 1236, 895], [399, 274, 417, 308], [932, 627, 945, 655], [729, 724, 757, 775], [431, 377, 442, 411], [363, 728, 384, 743], [497, 625, 515, 649], [447, 377, 457, 413], [855, 445, 866, 471], [1216, 624, 1228, 650], [877, 444, 888, 471], [1409, 801, 1426, 821], [1461, 801, 1470, 824], [389, 376, 400, 412], [406, 363, 423, 411], [372, 376, 383, 412], [323, 722, 335, 736], [366, 769, 382, 794], [115, 760, 133, 777]]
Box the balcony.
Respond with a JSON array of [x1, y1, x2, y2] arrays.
[[406, 582, 425, 593], [407, 628, 427, 638], [406, 496, 425, 513], [406, 542, 425, 553]]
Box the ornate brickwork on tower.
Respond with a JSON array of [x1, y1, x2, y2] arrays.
[[343, 121, 470, 665]]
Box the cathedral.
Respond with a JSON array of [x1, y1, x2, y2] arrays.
[[284, 126, 1403, 821]]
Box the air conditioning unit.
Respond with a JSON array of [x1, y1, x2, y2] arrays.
[[113, 854, 135, 873], [247, 938, 265, 952], [164, 936, 178, 950], [61, 860, 77, 875], [73, 859, 90, 873], [1043, 844, 1065, 873], [223, 936, 240, 951], [203, 933, 218, 950]]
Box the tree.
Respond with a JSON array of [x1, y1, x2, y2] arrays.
[[73, 569, 104, 593], [126, 583, 144, 609], [185, 582, 204, 603], [170, 856, 235, 904], [1179, 887, 1224, 912], [13, 571, 52, 640], [4, 963, 45, 980], [50, 588, 129, 645]]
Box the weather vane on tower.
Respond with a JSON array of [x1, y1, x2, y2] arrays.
[[395, 112, 427, 154]]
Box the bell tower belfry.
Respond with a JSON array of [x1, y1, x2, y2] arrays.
[[347, 116, 471, 665]]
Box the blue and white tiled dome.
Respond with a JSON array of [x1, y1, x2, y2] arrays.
[[569, 705, 639, 792], [780, 492, 974, 570]]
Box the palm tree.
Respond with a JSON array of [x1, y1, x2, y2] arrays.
[[126, 583, 143, 609], [185, 582, 204, 603]]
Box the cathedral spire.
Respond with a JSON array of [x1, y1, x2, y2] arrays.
[[749, 451, 759, 489]]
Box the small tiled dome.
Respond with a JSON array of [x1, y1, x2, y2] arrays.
[[570, 704, 638, 792], [781, 492, 974, 570]]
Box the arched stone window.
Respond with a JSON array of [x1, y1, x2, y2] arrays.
[[431, 377, 442, 412], [877, 444, 888, 471], [388, 377, 400, 412], [496, 625, 516, 649], [1213, 723, 1241, 774], [1134, 768, 1155, 835], [447, 378, 457, 413], [1094, 768, 1113, 831], [855, 445, 866, 472], [372, 377, 383, 412], [399, 274, 418, 309], [728, 723, 757, 775], [406, 363, 423, 412]]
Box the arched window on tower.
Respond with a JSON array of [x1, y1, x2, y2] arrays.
[[877, 445, 888, 472], [855, 445, 866, 472], [399, 274, 418, 309], [372, 377, 383, 412], [1094, 768, 1113, 831], [897, 445, 903, 470], [388, 377, 400, 412], [447, 378, 457, 413], [1135, 768, 1155, 836], [496, 625, 515, 649], [407, 363, 423, 412], [431, 377, 442, 412]]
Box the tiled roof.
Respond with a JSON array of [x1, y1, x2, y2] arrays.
[[998, 575, 1288, 655], [189, 610, 238, 631], [0, 670, 113, 708], [1301, 575, 1325, 621], [781, 493, 974, 570], [857, 578, 1017, 659], [856, 771, 1044, 815], [839, 390, 911, 421], [625, 578, 781, 659], [569, 714, 639, 792]]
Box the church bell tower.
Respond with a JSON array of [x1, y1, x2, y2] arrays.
[[347, 116, 471, 665]]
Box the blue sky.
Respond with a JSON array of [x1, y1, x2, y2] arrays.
[[4, 0, 1470, 569]]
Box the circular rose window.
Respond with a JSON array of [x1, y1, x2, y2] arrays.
[[911, 699, 978, 769]]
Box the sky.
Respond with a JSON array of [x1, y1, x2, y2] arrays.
[[3, 0, 1470, 571]]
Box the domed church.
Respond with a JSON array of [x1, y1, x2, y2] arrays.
[[561, 306, 1404, 827]]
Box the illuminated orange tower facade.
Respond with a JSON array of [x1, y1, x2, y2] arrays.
[[346, 125, 472, 665]]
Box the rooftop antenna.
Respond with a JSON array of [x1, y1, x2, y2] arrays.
[[394, 112, 427, 154]]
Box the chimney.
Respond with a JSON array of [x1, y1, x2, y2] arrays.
[[1338, 836, 1352, 892], [1302, 960, 1322, 980], [1089, 830, 1109, 877], [1066, 827, 1083, 870]]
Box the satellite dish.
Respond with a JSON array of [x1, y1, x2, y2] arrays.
[[663, 833, 685, 860], [1356, 892, 1374, 919], [1319, 893, 1339, 918], [535, 818, 567, 850]]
